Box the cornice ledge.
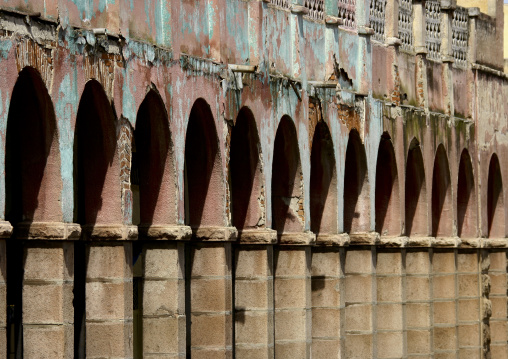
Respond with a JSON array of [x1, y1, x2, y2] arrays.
[[192, 226, 238, 242], [82, 224, 138, 241], [138, 224, 192, 241], [237, 228, 277, 244], [16, 222, 81, 240]]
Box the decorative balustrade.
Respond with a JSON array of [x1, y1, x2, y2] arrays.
[[270, 0, 290, 9], [398, 0, 413, 51], [338, 0, 356, 29], [304, 0, 325, 21], [425, 0, 442, 61], [452, 6, 469, 68], [370, 0, 386, 41]]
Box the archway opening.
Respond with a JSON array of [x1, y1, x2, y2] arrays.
[[310, 121, 337, 235], [431, 144, 452, 237], [184, 98, 224, 228], [375, 134, 400, 236], [133, 90, 175, 226], [487, 154, 504, 238], [5, 67, 60, 359], [271, 116, 303, 235], [457, 149, 476, 238], [405, 139, 427, 236], [230, 107, 262, 231], [344, 129, 370, 233]]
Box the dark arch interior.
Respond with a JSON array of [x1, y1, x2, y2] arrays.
[[271, 116, 303, 235], [5, 67, 59, 359], [488, 154, 504, 238], [375, 134, 400, 236], [5, 67, 59, 224], [310, 121, 337, 235], [405, 139, 427, 236], [457, 149, 476, 238], [431, 145, 452, 237], [343, 129, 369, 233], [134, 90, 175, 226], [74, 80, 119, 226], [230, 108, 261, 231], [184, 98, 224, 228]]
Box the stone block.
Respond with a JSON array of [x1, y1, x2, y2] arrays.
[[235, 311, 269, 344], [377, 331, 403, 358], [86, 321, 132, 358], [490, 320, 508, 342], [407, 330, 431, 354], [345, 250, 372, 274], [312, 307, 340, 338], [144, 245, 182, 279], [458, 274, 479, 297], [23, 284, 63, 324], [376, 304, 403, 330], [345, 334, 372, 358], [405, 251, 430, 274], [191, 313, 230, 348], [406, 303, 431, 328], [490, 344, 508, 359], [0, 285, 5, 326], [143, 279, 180, 316], [86, 282, 129, 320], [23, 326, 65, 359], [275, 278, 307, 309], [275, 249, 308, 277], [311, 278, 340, 307], [376, 252, 402, 275], [142, 317, 180, 355], [433, 326, 456, 351], [433, 301, 456, 324], [377, 276, 402, 302], [491, 297, 508, 319], [345, 304, 372, 332], [458, 298, 480, 322], [458, 348, 481, 359], [274, 341, 307, 359], [24, 246, 64, 281], [235, 279, 269, 310], [311, 250, 340, 277], [191, 278, 229, 313], [0, 328, 5, 359], [235, 248, 270, 278], [235, 346, 273, 359], [458, 323, 480, 347], [432, 251, 456, 273], [274, 309, 307, 341], [345, 275, 372, 303], [191, 348, 232, 359], [433, 275, 456, 299], [490, 273, 507, 295], [191, 245, 229, 277], [406, 276, 430, 300], [87, 244, 130, 279], [489, 252, 506, 271], [457, 252, 479, 273], [311, 338, 339, 359]]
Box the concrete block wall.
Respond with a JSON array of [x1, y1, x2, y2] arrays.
[[0, 0, 507, 358]]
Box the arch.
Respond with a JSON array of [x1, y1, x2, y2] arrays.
[[74, 79, 121, 225], [457, 149, 476, 238], [5, 67, 61, 224], [405, 138, 427, 236], [487, 154, 504, 238], [271, 116, 304, 235], [230, 107, 263, 231], [310, 121, 337, 235], [343, 129, 370, 233], [184, 98, 224, 227], [431, 144, 452, 237], [133, 89, 176, 226], [375, 133, 400, 236]]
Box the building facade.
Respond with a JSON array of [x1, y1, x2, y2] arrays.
[[0, 0, 506, 358]]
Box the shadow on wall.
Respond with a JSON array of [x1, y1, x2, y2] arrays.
[[488, 153, 505, 238], [431, 144, 452, 237], [271, 116, 303, 236], [457, 149, 476, 238], [184, 98, 224, 228], [405, 138, 427, 237]]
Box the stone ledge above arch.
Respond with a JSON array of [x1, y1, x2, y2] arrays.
[[81, 224, 138, 241], [137, 224, 192, 241], [15, 222, 81, 240], [279, 232, 316, 245], [192, 226, 237, 241], [237, 229, 277, 244], [315, 233, 350, 246]]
